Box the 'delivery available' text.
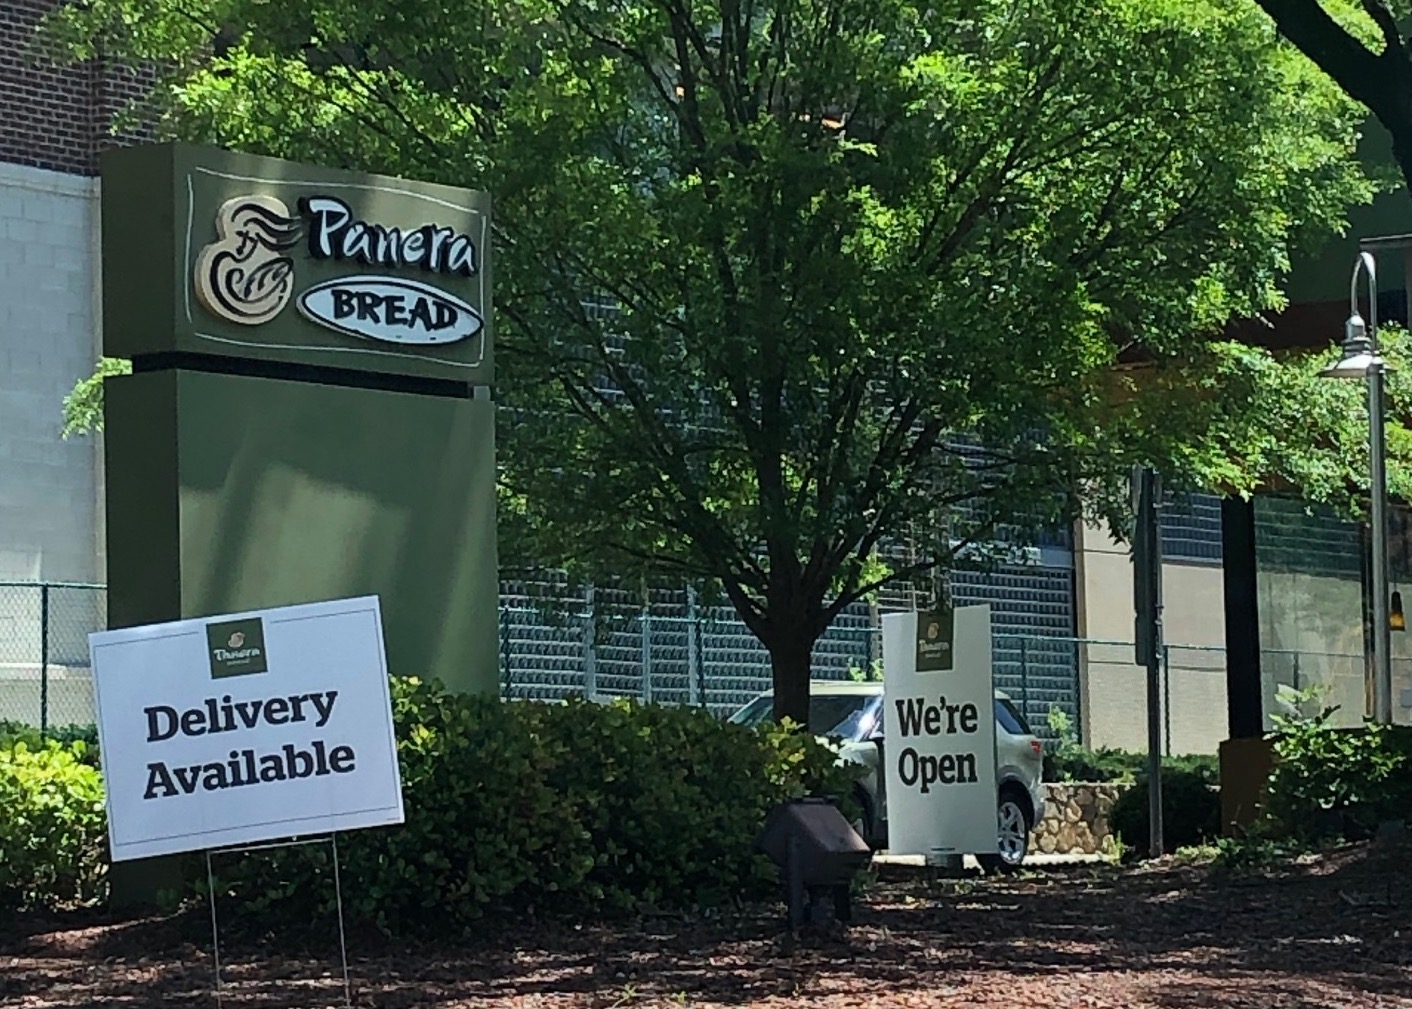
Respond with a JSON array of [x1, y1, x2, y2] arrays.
[[141, 690, 356, 799]]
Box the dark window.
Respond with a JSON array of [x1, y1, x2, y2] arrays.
[[729, 692, 880, 741]]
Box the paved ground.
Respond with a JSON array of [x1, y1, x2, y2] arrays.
[[3, 838, 1410, 1008]]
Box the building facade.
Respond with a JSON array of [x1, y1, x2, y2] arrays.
[[1, 0, 153, 586]]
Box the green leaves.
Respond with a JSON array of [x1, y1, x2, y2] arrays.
[[0, 738, 108, 911], [38, 1, 1386, 701], [60, 357, 129, 438], [215, 678, 860, 934], [1265, 688, 1412, 839], [1111, 767, 1223, 855]]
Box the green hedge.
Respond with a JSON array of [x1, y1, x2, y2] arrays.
[[0, 721, 101, 764], [1111, 767, 1221, 854], [1047, 746, 1218, 785], [0, 682, 857, 924], [209, 679, 859, 935], [1044, 708, 1218, 784], [0, 739, 107, 909], [1265, 716, 1412, 840]]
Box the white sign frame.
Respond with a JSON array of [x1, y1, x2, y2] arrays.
[[882, 606, 998, 857], [90, 596, 405, 862]]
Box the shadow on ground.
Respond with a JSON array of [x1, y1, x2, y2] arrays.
[[3, 839, 1410, 1008]]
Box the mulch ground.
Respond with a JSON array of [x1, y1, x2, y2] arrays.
[[4, 839, 1412, 1008]]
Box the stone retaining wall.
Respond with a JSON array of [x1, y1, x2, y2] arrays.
[[1032, 782, 1127, 856]]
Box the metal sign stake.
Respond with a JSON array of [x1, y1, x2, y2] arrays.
[[206, 834, 353, 1008]]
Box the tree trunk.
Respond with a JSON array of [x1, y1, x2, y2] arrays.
[[1390, 123, 1412, 204], [766, 630, 815, 726]]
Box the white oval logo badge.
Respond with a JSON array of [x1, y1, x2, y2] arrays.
[[296, 276, 482, 346]]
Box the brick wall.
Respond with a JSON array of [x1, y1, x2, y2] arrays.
[[1, 0, 155, 176]]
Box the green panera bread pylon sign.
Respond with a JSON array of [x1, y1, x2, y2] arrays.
[[101, 143, 500, 703], [103, 144, 492, 384]]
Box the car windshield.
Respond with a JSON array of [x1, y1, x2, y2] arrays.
[[995, 697, 1033, 736], [730, 692, 879, 741]]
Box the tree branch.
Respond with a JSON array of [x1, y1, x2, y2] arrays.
[[1255, 1, 1398, 121]]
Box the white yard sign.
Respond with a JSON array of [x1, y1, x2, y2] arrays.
[[90, 596, 404, 862], [882, 606, 998, 857]]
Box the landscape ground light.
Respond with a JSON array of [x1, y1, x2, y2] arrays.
[[756, 797, 871, 929], [1319, 250, 1393, 724]]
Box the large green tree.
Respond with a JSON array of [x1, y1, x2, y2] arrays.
[[45, 0, 1389, 721], [1253, 2, 1412, 194]]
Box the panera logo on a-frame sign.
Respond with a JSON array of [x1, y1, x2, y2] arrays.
[[915, 608, 955, 672]]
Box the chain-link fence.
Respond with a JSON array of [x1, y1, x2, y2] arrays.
[[16, 581, 1404, 750], [0, 581, 106, 731], [499, 603, 1084, 733], [0, 581, 1083, 735], [1082, 639, 1412, 755], [498, 604, 880, 715]]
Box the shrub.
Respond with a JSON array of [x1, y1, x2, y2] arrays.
[[1043, 707, 1218, 784], [1264, 695, 1412, 840], [1111, 767, 1221, 855], [0, 739, 107, 909], [0, 721, 101, 764], [215, 679, 859, 936]]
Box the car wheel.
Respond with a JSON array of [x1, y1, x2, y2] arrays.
[[979, 790, 1030, 874]]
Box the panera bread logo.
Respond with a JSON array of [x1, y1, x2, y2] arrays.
[[206, 618, 268, 679], [193, 192, 483, 347], [915, 608, 955, 672], [194, 196, 302, 325]]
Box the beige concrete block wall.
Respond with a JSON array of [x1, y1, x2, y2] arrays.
[[0, 162, 101, 583], [1074, 520, 1228, 755], [1076, 511, 1411, 749]]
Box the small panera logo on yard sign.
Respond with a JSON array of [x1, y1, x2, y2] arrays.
[[914, 608, 955, 672], [206, 618, 268, 679]]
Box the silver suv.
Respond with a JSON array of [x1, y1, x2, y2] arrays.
[[729, 680, 1046, 870]]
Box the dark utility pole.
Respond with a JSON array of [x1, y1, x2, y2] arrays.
[[1133, 466, 1164, 858]]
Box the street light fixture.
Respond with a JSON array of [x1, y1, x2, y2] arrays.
[[1319, 251, 1393, 724]]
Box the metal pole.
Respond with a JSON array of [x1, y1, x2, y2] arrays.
[[1073, 637, 1084, 747], [686, 587, 700, 706], [1146, 624, 1164, 857], [1135, 467, 1165, 858], [1370, 363, 1394, 724], [695, 614, 707, 707], [584, 587, 598, 700], [206, 850, 224, 1009], [330, 833, 353, 1008], [642, 608, 653, 703], [1019, 636, 1029, 723], [39, 583, 50, 738], [1355, 251, 1395, 726], [499, 606, 512, 696], [1164, 645, 1174, 757]]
